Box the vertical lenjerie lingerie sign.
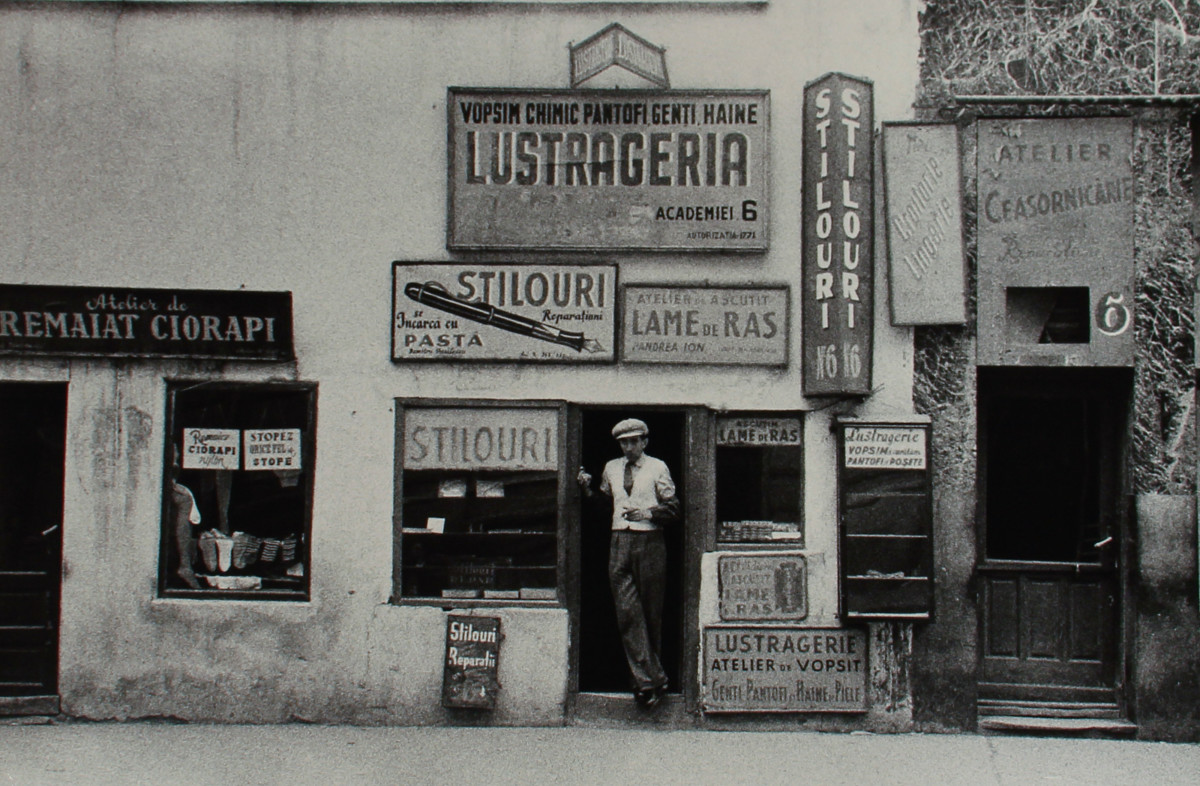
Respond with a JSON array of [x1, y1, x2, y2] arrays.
[[447, 88, 769, 251], [802, 73, 874, 397]]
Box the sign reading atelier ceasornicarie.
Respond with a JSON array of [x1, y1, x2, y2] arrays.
[[0, 284, 293, 360], [392, 263, 616, 362], [977, 118, 1134, 366], [447, 88, 769, 251], [620, 284, 788, 366], [802, 73, 873, 397], [702, 627, 867, 713]]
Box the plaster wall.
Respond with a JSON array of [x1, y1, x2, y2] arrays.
[[0, 2, 922, 723]]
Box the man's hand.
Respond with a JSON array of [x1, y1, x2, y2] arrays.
[[622, 506, 649, 522], [576, 467, 592, 489]]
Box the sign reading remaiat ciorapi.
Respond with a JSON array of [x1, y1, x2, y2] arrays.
[[976, 117, 1134, 366], [442, 615, 502, 710], [702, 626, 867, 713], [0, 284, 294, 361], [447, 88, 769, 252], [801, 73, 874, 396]]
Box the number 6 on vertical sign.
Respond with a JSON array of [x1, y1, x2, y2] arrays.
[[1095, 292, 1131, 337]]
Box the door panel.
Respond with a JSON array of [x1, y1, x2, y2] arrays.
[[0, 383, 67, 697], [977, 369, 1125, 705]]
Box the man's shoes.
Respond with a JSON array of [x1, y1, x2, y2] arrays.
[[634, 685, 666, 710], [633, 691, 662, 715]]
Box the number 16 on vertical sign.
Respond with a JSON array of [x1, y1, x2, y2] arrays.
[[814, 342, 862, 381]]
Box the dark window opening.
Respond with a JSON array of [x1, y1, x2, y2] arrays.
[[1006, 287, 1090, 344]]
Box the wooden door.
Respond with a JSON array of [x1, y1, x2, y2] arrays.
[[0, 383, 67, 698], [977, 369, 1125, 705]]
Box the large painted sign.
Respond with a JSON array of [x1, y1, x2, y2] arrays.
[[0, 284, 293, 360], [883, 122, 966, 325], [702, 626, 867, 713], [976, 117, 1134, 366], [392, 263, 616, 362], [448, 88, 769, 251], [802, 73, 874, 396], [620, 284, 788, 366]]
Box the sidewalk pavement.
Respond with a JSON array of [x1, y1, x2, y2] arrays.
[[2, 721, 1198, 785]]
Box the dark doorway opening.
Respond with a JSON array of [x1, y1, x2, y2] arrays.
[[577, 408, 686, 695], [977, 367, 1128, 708], [0, 383, 67, 699]]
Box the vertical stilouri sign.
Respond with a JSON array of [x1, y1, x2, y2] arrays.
[[802, 73, 874, 396]]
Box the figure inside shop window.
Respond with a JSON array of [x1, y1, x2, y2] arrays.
[[169, 443, 204, 589], [576, 418, 680, 710]]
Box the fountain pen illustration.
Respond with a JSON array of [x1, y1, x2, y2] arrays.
[[404, 281, 605, 354]]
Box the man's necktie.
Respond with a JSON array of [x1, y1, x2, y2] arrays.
[[624, 461, 634, 495]]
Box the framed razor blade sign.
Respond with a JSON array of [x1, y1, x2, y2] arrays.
[[392, 262, 617, 363]]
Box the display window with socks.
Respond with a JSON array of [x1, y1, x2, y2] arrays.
[[158, 381, 316, 600]]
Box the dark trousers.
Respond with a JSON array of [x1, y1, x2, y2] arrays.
[[608, 530, 667, 691]]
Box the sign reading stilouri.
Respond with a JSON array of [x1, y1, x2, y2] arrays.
[[801, 73, 874, 396], [0, 284, 294, 361], [448, 88, 769, 251]]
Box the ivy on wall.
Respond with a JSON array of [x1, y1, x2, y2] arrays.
[[916, 0, 1198, 495]]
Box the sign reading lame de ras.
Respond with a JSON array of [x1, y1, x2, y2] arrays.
[[620, 284, 789, 366], [801, 73, 874, 396], [448, 88, 769, 251], [392, 263, 616, 362]]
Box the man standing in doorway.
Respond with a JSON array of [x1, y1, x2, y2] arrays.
[[577, 417, 680, 709]]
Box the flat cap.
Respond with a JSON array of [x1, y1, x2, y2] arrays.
[[612, 418, 649, 440]]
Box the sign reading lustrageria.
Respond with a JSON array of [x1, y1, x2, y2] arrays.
[[448, 88, 769, 251]]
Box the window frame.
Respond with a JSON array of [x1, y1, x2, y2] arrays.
[[157, 379, 317, 602], [712, 410, 805, 549], [392, 398, 568, 608]]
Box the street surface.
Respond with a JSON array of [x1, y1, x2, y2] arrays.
[[2, 722, 1198, 785]]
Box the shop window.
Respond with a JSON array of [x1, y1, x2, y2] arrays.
[[395, 402, 562, 603], [159, 381, 316, 600], [715, 415, 803, 545]]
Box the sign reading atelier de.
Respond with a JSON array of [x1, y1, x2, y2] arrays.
[[801, 73, 874, 396]]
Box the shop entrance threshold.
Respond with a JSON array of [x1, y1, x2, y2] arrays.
[[571, 692, 693, 728]]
